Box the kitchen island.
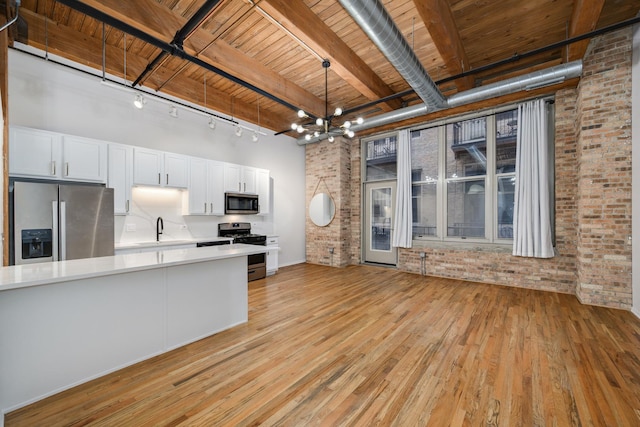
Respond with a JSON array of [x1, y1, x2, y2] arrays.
[[0, 244, 265, 425]]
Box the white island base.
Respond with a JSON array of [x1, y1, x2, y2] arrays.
[[0, 245, 262, 425]]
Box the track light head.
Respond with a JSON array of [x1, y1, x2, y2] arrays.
[[235, 126, 243, 137], [133, 93, 145, 109], [208, 116, 216, 129], [252, 132, 259, 142], [169, 105, 178, 118]]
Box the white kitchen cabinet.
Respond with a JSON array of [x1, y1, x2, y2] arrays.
[[257, 168, 270, 215], [164, 152, 189, 188], [186, 158, 224, 215], [133, 147, 164, 186], [61, 135, 108, 182], [108, 143, 133, 215], [9, 127, 107, 183], [266, 236, 279, 275], [133, 148, 188, 188], [224, 163, 257, 194]]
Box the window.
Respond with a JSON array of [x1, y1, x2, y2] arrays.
[[365, 135, 397, 181], [411, 107, 525, 244]]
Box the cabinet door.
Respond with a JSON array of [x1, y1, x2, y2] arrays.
[[242, 166, 257, 194], [62, 136, 108, 183], [257, 168, 270, 215], [223, 163, 242, 193], [133, 147, 163, 186], [266, 237, 278, 275], [108, 144, 133, 215], [207, 160, 225, 215], [9, 127, 61, 179], [187, 157, 208, 215], [164, 153, 189, 188]]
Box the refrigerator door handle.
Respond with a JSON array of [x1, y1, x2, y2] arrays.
[[52, 201, 59, 261], [60, 201, 67, 261]]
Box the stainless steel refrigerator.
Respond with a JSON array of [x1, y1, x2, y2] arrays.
[[11, 180, 114, 265]]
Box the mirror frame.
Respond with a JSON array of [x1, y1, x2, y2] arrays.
[[309, 193, 336, 227]]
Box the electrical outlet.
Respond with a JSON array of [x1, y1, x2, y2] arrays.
[[329, 247, 334, 254]]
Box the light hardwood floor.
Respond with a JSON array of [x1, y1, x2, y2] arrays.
[[6, 263, 640, 426]]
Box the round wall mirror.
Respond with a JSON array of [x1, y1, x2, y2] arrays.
[[309, 193, 335, 227]]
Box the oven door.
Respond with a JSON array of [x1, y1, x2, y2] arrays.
[[247, 252, 266, 281]]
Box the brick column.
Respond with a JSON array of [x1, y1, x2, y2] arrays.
[[575, 28, 633, 308], [306, 137, 352, 266]]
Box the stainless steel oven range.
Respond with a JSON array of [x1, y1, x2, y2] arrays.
[[218, 222, 267, 281]]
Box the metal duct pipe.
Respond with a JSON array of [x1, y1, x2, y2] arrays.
[[337, 0, 446, 111], [297, 60, 582, 145], [447, 60, 583, 108]]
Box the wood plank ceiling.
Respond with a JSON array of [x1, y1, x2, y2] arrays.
[[10, 0, 640, 137]]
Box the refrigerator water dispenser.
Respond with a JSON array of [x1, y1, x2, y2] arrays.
[[21, 229, 53, 260]]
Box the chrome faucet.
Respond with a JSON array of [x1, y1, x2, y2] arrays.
[[156, 217, 164, 242]]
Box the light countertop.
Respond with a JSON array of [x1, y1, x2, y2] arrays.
[[115, 237, 232, 250], [0, 244, 266, 292]]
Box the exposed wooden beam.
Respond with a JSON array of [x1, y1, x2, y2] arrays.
[[567, 0, 606, 61], [413, 0, 474, 92], [19, 10, 289, 131], [76, 0, 327, 118], [1, 1, 10, 266], [259, 0, 403, 112]]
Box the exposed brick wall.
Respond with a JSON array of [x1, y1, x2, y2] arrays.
[[575, 28, 633, 308], [306, 137, 351, 267], [304, 29, 633, 309]]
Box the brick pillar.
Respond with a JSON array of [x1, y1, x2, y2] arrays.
[[575, 28, 633, 308], [306, 137, 352, 267]]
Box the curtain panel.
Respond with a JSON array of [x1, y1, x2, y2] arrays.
[[392, 129, 412, 248], [512, 99, 554, 258]]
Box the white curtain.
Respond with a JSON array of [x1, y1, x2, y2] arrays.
[[393, 129, 412, 248], [512, 99, 554, 258]]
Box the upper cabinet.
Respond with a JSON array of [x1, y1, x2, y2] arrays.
[[9, 126, 107, 183], [185, 158, 224, 215], [224, 163, 257, 194], [257, 168, 270, 215], [108, 143, 133, 215], [133, 148, 189, 188]]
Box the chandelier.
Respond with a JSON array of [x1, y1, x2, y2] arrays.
[[291, 60, 363, 142]]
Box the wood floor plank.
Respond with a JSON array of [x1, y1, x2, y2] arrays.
[[6, 263, 640, 426]]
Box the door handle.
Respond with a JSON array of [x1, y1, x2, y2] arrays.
[[52, 201, 59, 261], [65, 162, 69, 177], [60, 201, 67, 261]]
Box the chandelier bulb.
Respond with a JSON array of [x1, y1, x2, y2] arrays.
[[305, 134, 312, 141], [297, 109, 306, 118], [334, 107, 343, 116], [356, 117, 364, 125], [347, 130, 355, 138], [343, 120, 351, 129], [291, 122, 298, 130], [315, 117, 324, 126], [328, 135, 335, 143], [296, 125, 305, 133]]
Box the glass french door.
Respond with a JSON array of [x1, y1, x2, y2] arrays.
[[364, 180, 397, 265]]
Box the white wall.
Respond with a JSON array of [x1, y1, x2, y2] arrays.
[[633, 24, 640, 317], [7, 48, 306, 267]]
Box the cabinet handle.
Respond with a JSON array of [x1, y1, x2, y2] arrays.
[[51, 161, 56, 175], [65, 162, 69, 176], [126, 200, 130, 213], [166, 174, 169, 185], [210, 203, 213, 213], [158, 173, 161, 185], [243, 182, 246, 192], [204, 202, 207, 213], [238, 182, 241, 192]]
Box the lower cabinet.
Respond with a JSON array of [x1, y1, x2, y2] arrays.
[[266, 236, 279, 276]]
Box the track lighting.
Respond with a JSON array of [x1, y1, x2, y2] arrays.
[[235, 126, 243, 137], [208, 116, 216, 129], [133, 93, 145, 109], [169, 105, 178, 118], [252, 132, 259, 142]]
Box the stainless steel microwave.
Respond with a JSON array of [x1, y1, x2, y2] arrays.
[[225, 192, 259, 214]]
